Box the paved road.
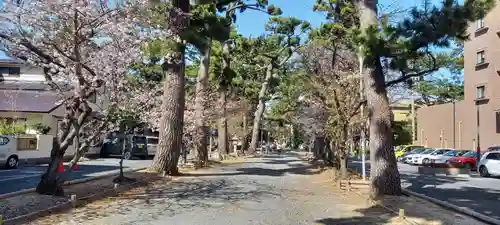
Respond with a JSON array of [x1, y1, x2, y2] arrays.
[[0, 158, 152, 195], [30, 152, 407, 225], [350, 159, 500, 220]]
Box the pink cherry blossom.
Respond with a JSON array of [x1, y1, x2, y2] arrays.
[[0, 0, 170, 158]]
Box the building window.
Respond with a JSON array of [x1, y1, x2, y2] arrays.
[[496, 111, 500, 133], [476, 86, 485, 99], [477, 51, 485, 64], [477, 18, 485, 29]]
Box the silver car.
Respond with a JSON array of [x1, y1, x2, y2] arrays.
[[431, 150, 469, 165]]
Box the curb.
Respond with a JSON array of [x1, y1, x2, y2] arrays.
[[0, 167, 147, 200], [402, 189, 500, 225]]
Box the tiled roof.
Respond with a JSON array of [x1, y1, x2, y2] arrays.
[[0, 90, 61, 112]]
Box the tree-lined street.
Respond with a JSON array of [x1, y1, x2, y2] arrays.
[[0, 0, 498, 223]]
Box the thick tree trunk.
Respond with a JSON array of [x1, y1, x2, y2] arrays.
[[217, 87, 229, 155], [357, 0, 402, 198], [248, 64, 273, 153], [149, 57, 186, 174], [217, 41, 231, 157], [193, 45, 211, 167], [36, 138, 65, 196], [312, 136, 326, 160], [149, 0, 189, 174]]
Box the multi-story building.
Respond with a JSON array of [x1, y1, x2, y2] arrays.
[[416, 4, 500, 149]]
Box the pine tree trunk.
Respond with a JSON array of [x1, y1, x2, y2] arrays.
[[217, 40, 231, 157], [149, 0, 189, 174], [217, 87, 229, 155], [193, 45, 211, 167], [357, 0, 402, 198], [36, 137, 65, 196], [150, 55, 186, 173], [248, 64, 273, 153]]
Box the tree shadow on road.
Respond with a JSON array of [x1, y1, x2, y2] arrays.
[[66, 178, 283, 224], [181, 157, 326, 177], [315, 204, 400, 225]]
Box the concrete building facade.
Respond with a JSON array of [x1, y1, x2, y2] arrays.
[[416, 4, 500, 149]]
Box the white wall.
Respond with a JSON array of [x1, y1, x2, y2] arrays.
[[16, 134, 76, 160]]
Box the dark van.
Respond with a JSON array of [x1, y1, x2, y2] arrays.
[[100, 132, 148, 160]]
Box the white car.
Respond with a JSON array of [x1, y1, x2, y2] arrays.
[[430, 150, 468, 165], [411, 148, 451, 165], [478, 151, 500, 177], [401, 148, 430, 163], [0, 135, 19, 169], [406, 148, 434, 164]]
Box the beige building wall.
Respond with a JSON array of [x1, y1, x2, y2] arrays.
[[417, 3, 500, 150]]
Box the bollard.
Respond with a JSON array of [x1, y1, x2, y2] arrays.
[[114, 183, 119, 190], [70, 194, 77, 208], [0, 215, 3, 225], [399, 208, 405, 218]]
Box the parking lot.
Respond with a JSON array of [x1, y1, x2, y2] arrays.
[[0, 158, 152, 195], [351, 158, 500, 220]]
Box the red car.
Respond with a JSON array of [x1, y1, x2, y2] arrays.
[[448, 150, 488, 170]]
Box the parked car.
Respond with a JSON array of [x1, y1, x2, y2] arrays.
[[448, 150, 488, 170], [401, 148, 430, 163], [411, 148, 452, 165], [100, 133, 148, 160], [487, 146, 500, 151], [395, 145, 424, 159], [429, 149, 469, 166], [478, 151, 500, 177], [0, 135, 19, 169]]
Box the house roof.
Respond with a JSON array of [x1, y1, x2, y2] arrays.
[[0, 90, 61, 113]]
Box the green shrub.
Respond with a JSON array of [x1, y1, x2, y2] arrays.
[[0, 120, 26, 135]]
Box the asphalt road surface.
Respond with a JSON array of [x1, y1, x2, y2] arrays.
[[350, 158, 500, 220], [0, 158, 152, 195]]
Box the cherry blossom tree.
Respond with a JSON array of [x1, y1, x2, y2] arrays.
[[0, 0, 164, 195]]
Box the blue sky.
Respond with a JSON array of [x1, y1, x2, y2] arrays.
[[234, 0, 440, 37]]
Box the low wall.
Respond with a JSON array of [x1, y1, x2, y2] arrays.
[[16, 134, 75, 165]]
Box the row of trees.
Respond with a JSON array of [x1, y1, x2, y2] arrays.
[[0, 0, 494, 199], [268, 0, 493, 198]]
